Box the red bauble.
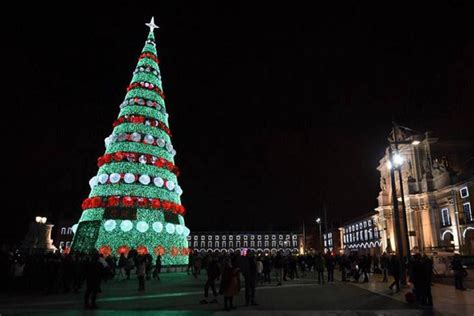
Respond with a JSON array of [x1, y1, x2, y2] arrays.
[[113, 152, 124, 162], [81, 199, 90, 210], [170, 246, 179, 257], [99, 245, 112, 257], [137, 197, 149, 208], [117, 245, 130, 255], [103, 154, 112, 164], [97, 156, 105, 167], [122, 196, 134, 207], [154, 245, 165, 256], [151, 199, 161, 209], [90, 196, 103, 208], [107, 196, 120, 207], [162, 201, 171, 210]]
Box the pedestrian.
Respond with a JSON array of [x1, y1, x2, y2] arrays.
[[262, 255, 272, 284], [153, 255, 162, 280], [388, 254, 401, 292], [200, 255, 220, 304], [380, 252, 389, 282], [137, 254, 146, 291], [256, 257, 263, 285], [124, 255, 133, 280], [117, 253, 127, 279], [84, 252, 103, 310], [245, 251, 258, 306], [219, 257, 240, 311], [451, 253, 467, 291], [314, 253, 325, 285], [325, 254, 335, 283], [274, 252, 284, 286]]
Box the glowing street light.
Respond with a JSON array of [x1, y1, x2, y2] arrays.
[[411, 140, 421, 146], [35, 216, 41, 223], [41, 217, 47, 224], [393, 153, 404, 166]]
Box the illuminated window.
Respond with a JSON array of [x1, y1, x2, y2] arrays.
[[208, 241, 212, 247], [215, 241, 219, 248], [356, 224, 359, 230], [272, 241, 276, 247], [441, 208, 451, 226], [250, 241, 255, 247], [293, 240, 297, 247], [464, 202, 472, 222], [201, 241, 205, 247], [222, 241, 226, 248], [257, 241, 262, 247], [194, 241, 198, 247], [264, 241, 269, 247], [368, 219, 372, 226], [460, 187, 469, 198], [364, 221, 367, 228], [244, 241, 248, 247], [229, 241, 233, 248], [236, 241, 241, 248]]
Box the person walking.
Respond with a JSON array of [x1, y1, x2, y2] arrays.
[[388, 254, 401, 292], [380, 252, 389, 282], [325, 254, 335, 283], [200, 255, 220, 304], [256, 257, 263, 285], [245, 251, 258, 306]]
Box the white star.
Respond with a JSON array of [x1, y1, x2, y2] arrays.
[[146, 17, 159, 32]]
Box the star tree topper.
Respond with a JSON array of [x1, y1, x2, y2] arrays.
[[146, 17, 159, 32]]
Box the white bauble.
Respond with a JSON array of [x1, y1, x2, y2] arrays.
[[175, 225, 184, 235], [104, 136, 112, 147], [124, 173, 136, 184], [165, 180, 175, 191], [109, 173, 121, 184], [166, 142, 173, 152], [144, 134, 154, 144], [165, 223, 175, 234], [104, 220, 116, 232], [136, 221, 149, 233], [131, 132, 141, 142], [183, 227, 190, 237], [98, 174, 109, 184], [152, 222, 163, 233], [156, 138, 165, 147], [139, 155, 147, 164], [175, 185, 183, 195], [71, 224, 78, 234], [120, 220, 133, 232], [153, 177, 164, 187], [139, 174, 151, 185], [171, 149, 177, 156], [89, 176, 98, 189]]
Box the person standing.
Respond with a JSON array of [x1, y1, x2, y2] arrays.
[[325, 254, 335, 283], [451, 253, 467, 290], [137, 254, 146, 291], [220, 257, 240, 311], [84, 252, 103, 310], [314, 253, 325, 285], [274, 252, 284, 286], [153, 255, 162, 281], [262, 256, 272, 284], [256, 257, 263, 285], [245, 251, 258, 306]]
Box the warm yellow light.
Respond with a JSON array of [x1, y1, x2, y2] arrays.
[[412, 140, 421, 146]]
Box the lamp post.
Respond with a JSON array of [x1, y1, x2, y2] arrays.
[[387, 123, 422, 285], [316, 217, 322, 253]]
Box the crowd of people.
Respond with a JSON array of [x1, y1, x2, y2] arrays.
[[0, 247, 469, 310]]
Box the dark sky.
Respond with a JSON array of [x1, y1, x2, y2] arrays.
[[4, 2, 474, 241]]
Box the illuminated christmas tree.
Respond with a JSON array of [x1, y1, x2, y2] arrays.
[[71, 18, 190, 265]]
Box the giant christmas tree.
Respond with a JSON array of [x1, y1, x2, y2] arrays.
[[71, 18, 190, 265]]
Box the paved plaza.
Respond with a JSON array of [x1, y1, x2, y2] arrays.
[[2, 271, 472, 315]]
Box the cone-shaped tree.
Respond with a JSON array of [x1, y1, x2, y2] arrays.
[[71, 18, 190, 265]]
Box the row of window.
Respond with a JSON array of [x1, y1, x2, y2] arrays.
[[342, 219, 374, 234], [189, 240, 298, 249], [441, 202, 472, 227], [189, 234, 296, 241], [343, 228, 379, 244]]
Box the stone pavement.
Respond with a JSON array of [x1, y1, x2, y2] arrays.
[[0, 272, 459, 315], [336, 271, 474, 316]]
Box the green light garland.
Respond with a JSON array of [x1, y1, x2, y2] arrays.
[[89, 183, 181, 204], [119, 106, 168, 124]]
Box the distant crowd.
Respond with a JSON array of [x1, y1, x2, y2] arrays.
[[0, 248, 469, 310]]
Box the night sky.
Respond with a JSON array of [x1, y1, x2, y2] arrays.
[[4, 2, 474, 242]]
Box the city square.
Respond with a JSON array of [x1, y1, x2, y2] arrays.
[[2, 2, 474, 315]]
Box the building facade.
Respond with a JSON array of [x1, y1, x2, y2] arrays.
[[188, 231, 303, 255], [375, 127, 474, 255]]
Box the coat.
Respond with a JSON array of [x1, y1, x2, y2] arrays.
[[220, 266, 240, 297]]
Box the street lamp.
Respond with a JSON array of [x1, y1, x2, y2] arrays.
[[35, 216, 41, 223], [316, 217, 322, 253], [387, 123, 422, 285]]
